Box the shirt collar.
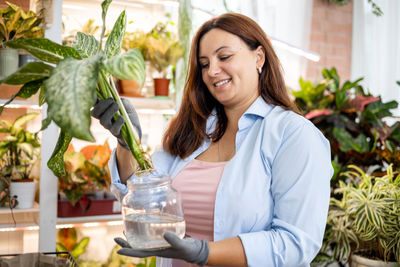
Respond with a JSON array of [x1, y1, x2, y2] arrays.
[[206, 96, 274, 133], [243, 95, 273, 118]]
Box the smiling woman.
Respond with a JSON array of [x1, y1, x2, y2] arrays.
[[96, 12, 333, 267], [198, 28, 262, 109]]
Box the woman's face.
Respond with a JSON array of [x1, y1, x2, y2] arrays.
[[198, 29, 264, 108]]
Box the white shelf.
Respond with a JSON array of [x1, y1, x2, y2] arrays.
[[57, 214, 122, 224], [0, 99, 41, 110], [123, 96, 176, 114], [0, 202, 40, 215]]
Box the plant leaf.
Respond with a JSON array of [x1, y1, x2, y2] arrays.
[[47, 130, 72, 177], [104, 10, 126, 58], [0, 80, 43, 115], [44, 55, 102, 141], [41, 117, 52, 131], [102, 48, 145, 83], [4, 38, 81, 63], [13, 113, 38, 130], [71, 237, 89, 259], [73, 32, 99, 58], [0, 62, 52, 85]]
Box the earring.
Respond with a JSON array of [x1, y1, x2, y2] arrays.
[[258, 67, 262, 74]]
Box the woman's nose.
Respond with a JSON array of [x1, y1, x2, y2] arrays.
[[207, 61, 221, 76]]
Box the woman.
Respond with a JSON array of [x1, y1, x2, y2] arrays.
[[93, 13, 333, 267]]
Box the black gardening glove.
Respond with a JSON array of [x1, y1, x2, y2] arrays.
[[91, 97, 142, 149], [115, 232, 209, 266]]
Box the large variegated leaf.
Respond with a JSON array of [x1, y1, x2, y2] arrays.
[[102, 48, 145, 84], [0, 62, 52, 85], [104, 10, 126, 58], [73, 32, 99, 58], [44, 55, 102, 141], [47, 130, 72, 177], [5, 38, 81, 64]]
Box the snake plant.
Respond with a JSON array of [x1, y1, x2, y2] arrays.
[[0, 0, 153, 177]]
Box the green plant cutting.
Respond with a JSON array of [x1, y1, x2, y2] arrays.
[[0, 0, 154, 178]]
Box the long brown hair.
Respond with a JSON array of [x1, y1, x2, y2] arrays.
[[163, 13, 299, 158]]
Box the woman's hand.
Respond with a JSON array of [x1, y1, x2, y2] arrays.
[[91, 97, 142, 148], [115, 232, 209, 266]]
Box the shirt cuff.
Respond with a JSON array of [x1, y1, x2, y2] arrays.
[[108, 149, 128, 201]]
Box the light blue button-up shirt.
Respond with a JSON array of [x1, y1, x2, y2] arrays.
[[109, 96, 333, 266]]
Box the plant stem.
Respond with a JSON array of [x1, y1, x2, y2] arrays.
[[106, 76, 154, 172]]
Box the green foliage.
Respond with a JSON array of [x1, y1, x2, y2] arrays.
[[58, 142, 112, 205], [328, 0, 383, 16], [104, 244, 155, 267], [0, 1, 44, 47], [123, 18, 183, 76], [0, 0, 153, 178], [0, 113, 40, 181], [293, 68, 400, 184], [320, 165, 400, 263]]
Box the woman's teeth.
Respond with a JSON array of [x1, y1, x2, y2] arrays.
[[214, 79, 231, 87]]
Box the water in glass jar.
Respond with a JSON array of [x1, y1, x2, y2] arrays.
[[124, 213, 186, 250]]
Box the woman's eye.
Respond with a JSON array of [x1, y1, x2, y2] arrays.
[[220, 55, 231, 61], [200, 63, 209, 69]]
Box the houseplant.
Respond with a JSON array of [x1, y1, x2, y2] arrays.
[[58, 141, 111, 206], [292, 68, 400, 187], [318, 164, 400, 266], [0, 1, 44, 77], [0, 0, 154, 180], [0, 113, 40, 209], [140, 20, 183, 97], [120, 29, 148, 97]]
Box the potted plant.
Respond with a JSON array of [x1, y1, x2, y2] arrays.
[[0, 1, 44, 77], [0, 0, 153, 183], [143, 20, 183, 97], [57, 141, 120, 217], [318, 164, 400, 266], [0, 113, 40, 209], [292, 68, 400, 187], [58, 141, 111, 204]]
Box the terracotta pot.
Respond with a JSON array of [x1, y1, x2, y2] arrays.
[[119, 79, 144, 97], [154, 78, 170, 96], [351, 254, 398, 267]]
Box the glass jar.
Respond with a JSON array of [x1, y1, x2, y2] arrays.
[[122, 172, 185, 250]]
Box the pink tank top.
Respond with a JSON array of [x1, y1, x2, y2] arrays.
[[171, 159, 227, 267]]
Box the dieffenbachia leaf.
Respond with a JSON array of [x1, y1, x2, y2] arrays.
[[41, 116, 52, 131], [100, 0, 113, 50], [5, 38, 81, 64], [73, 32, 100, 58], [0, 62, 52, 85], [47, 130, 72, 177], [0, 80, 43, 114], [44, 54, 102, 141], [104, 10, 126, 58], [101, 0, 112, 24], [102, 48, 145, 84]]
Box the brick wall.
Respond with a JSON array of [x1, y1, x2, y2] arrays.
[[0, 0, 31, 10], [306, 0, 353, 82]]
